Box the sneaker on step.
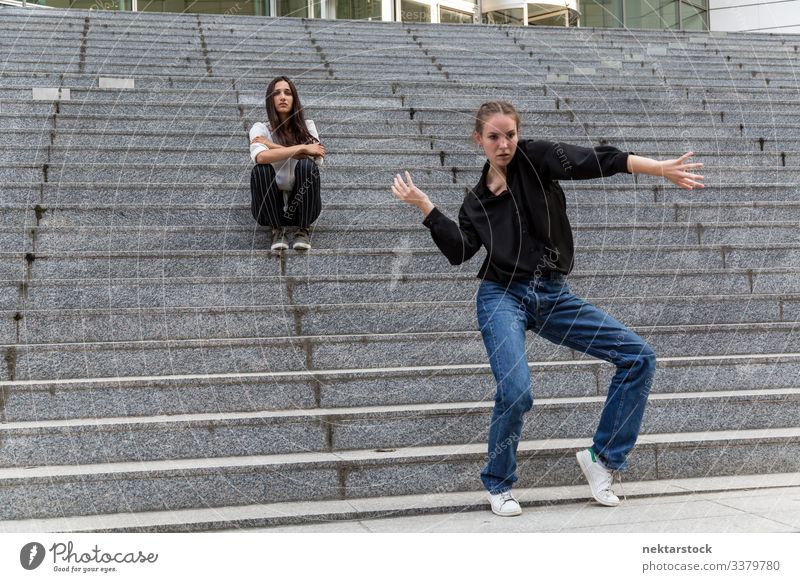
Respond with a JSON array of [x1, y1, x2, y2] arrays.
[[270, 228, 288, 251], [292, 227, 311, 250], [487, 490, 522, 517], [576, 448, 620, 507]]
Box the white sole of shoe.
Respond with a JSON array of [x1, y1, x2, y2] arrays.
[[490, 505, 522, 517], [576, 451, 621, 507], [293, 243, 311, 250], [270, 244, 289, 251]]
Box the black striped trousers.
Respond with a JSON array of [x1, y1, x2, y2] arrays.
[[250, 158, 321, 228]]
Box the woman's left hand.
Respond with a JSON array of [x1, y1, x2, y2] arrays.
[[660, 152, 704, 190]]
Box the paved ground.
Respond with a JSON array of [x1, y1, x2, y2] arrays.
[[248, 485, 800, 533]]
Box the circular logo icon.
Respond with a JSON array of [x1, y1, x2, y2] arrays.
[[20, 542, 46, 570]]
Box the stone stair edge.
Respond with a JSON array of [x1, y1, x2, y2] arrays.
[[0, 181, 793, 190], [2, 471, 796, 533], [3, 320, 800, 351], [1, 427, 798, 483], [0, 264, 796, 283], [2, 353, 800, 410], [4, 292, 797, 320], [3, 387, 799, 433], [6, 241, 800, 258], [6, 220, 800, 232], [11, 200, 800, 211]]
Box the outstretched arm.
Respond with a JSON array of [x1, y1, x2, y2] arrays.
[[392, 171, 482, 266], [628, 152, 704, 190]]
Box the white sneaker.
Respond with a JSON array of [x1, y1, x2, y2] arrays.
[[487, 490, 522, 517], [576, 448, 621, 507]]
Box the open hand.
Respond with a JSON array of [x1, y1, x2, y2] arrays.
[[392, 171, 432, 211], [661, 152, 704, 190]]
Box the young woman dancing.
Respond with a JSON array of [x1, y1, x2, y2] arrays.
[[250, 76, 326, 250], [391, 101, 703, 517]]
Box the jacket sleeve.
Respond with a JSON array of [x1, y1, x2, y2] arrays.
[[526, 140, 632, 180], [422, 205, 482, 266]]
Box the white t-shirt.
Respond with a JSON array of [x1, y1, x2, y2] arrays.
[[249, 119, 321, 191]]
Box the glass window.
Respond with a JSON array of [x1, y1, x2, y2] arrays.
[[528, 10, 570, 27], [484, 8, 524, 26], [400, 0, 431, 23], [277, 0, 308, 17], [680, 0, 708, 31], [625, 0, 678, 30], [138, 0, 263, 14], [581, 0, 623, 28], [45, 0, 129, 9], [336, 0, 382, 19], [440, 7, 474, 24]]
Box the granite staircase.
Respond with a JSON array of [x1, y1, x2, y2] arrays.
[[0, 5, 799, 531]]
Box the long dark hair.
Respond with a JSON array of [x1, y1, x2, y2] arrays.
[[264, 76, 318, 146]]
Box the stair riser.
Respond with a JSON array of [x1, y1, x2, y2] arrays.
[[2, 325, 797, 381], [1, 437, 796, 521]]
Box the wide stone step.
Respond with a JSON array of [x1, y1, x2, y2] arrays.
[[6, 129, 799, 157], [1, 321, 799, 381], [404, 94, 800, 115], [3, 99, 799, 128], [421, 56, 800, 78], [5, 292, 800, 344], [0, 243, 797, 281], [0, 115, 422, 135], [2, 352, 798, 421], [2, 266, 792, 311], [1, 471, 794, 532], [0, 72, 238, 91], [4, 182, 800, 206], [4, 221, 800, 250], [1, 388, 797, 467], [8, 200, 800, 229], [0, 428, 796, 521], [10, 145, 800, 170], [7, 162, 800, 187], [420, 121, 800, 140], [0, 98, 746, 123]]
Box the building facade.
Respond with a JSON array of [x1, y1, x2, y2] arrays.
[[708, 0, 800, 34], [11, 0, 713, 31]]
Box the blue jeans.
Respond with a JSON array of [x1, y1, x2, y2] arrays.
[[476, 275, 656, 494]]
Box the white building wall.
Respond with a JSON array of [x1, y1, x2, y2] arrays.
[[709, 0, 800, 33]]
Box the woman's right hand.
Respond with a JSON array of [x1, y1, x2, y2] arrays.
[[301, 143, 326, 159], [392, 171, 434, 215]]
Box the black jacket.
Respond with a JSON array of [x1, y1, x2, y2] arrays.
[[422, 140, 632, 283]]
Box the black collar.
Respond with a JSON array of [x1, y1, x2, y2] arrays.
[[475, 145, 524, 199]]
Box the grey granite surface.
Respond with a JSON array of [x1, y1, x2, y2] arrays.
[[3, 2, 800, 526]]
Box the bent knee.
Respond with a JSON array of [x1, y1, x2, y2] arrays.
[[251, 163, 274, 178], [295, 158, 318, 173], [497, 386, 533, 413], [636, 344, 657, 375]]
